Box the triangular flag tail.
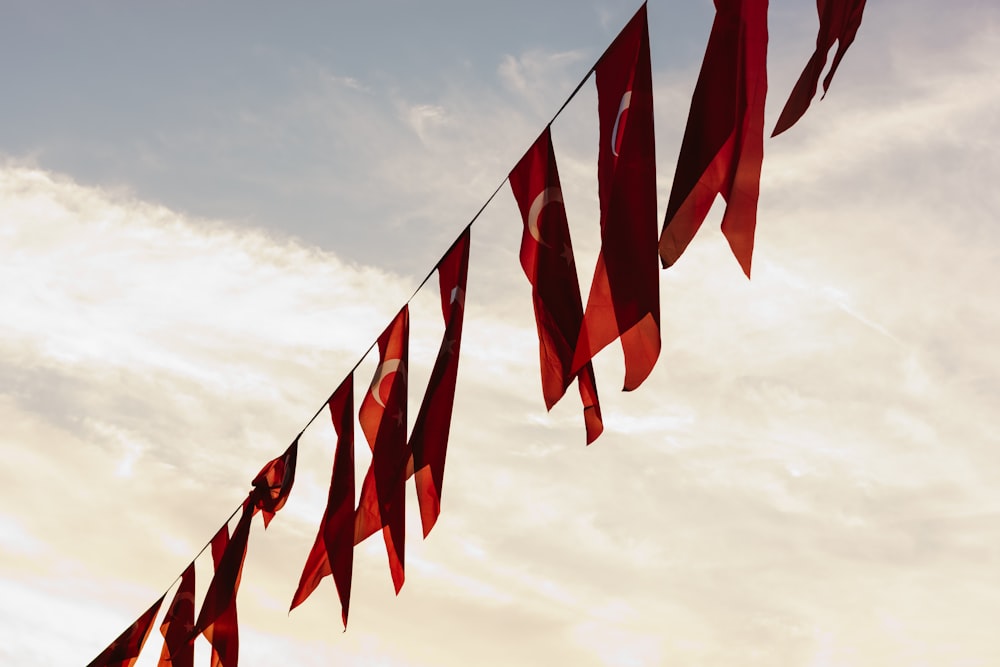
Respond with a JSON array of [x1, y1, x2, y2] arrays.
[[659, 0, 768, 278]]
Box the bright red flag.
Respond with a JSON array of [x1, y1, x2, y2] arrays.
[[248, 438, 299, 528], [772, 0, 866, 136], [510, 128, 603, 444], [87, 595, 164, 667], [157, 563, 194, 667], [573, 4, 660, 392], [354, 306, 409, 593], [290, 375, 355, 627], [659, 0, 768, 278], [409, 229, 471, 537]]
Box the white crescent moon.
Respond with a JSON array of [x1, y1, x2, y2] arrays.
[[611, 90, 632, 157], [370, 359, 405, 409], [526, 186, 562, 248]]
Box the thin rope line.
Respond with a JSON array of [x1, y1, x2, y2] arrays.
[[130, 2, 637, 637]]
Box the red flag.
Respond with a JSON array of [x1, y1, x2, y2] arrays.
[[573, 4, 660, 392], [157, 563, 194, 667], [193, 512, 249, 667], [659, 0, 768, 278], [249, 438, 299, 528], [354, 306, 409, 593], [509, 128, 603, 444], [409, 229, 471, 537], [772, 0, 866, 136], [290, 375, 355, 627], [87, 595, 164, 667]]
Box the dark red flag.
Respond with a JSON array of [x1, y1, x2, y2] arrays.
[[194, 512, 249, 667], [290, 374, 355, 627], [510, 128, 603, 444], [772, 0, 866, 137], [87, 595, 164, 667], [409, 229, 471, 537], [573, 4, 660, 392], [157, 563, 194, 667], [249, 438, 299, 528], [659, 0, 768, 278], [354, 306, 409, 593]]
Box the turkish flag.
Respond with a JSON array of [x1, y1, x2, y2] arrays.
[[772, 0, 866, 136], [510, 128, 603, 444], [290, 374, 355, 627], [248, 438, 299, 528], [354, 306, 409, 593], [659, 0, 768, 278], [574, 3, 660, 392], [193, 512, 249, 667], [157, 562, 194, 667], [87, 595, 164, 667], [409, 228, 471, 537]]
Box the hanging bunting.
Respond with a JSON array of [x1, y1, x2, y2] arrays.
[[659, 0, 768, 278], [87, 594, 164, 667], [354, 306, 410, 593], [194, 440, 297, 664], [157, 562, 195, 667], [510, 128, 603, 444], [409, 228, 472, 536], [291, 375, 356, 627], [772, 0, 867, 136], [573, 2, 661, 392]]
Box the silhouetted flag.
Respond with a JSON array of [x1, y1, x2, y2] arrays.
[[87, 595, 164, 667], [772, 0, 866, 136], [510, 128, 603, 444], [410, 229, 471, 537], [354, 306, 409, 593], [290, 375, 355, 627], [574, 3, 660, 392], [194, 440, 298, 663], [157, 563, 194, 667], [248, 438, 299, 528], [196, 517, 246, 667], [659, 0, 768, 278]]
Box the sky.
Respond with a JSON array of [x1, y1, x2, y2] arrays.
[[1, 1, 999, 665]]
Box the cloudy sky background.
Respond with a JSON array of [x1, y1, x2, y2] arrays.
[[1, 1, 998, 665]]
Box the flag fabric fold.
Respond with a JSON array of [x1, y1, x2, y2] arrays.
[[510, 128, 603, 444], [354, 306, 409, 593], [410, 229, 471, 536], [658, 0, 768, 278], [290, 375, 355, 627], [194, 516, 247, 667], [87, 595, 165, 667], [157, 562, 195, 667], [772, 0, 866, 137], [194, 441, 297, 665], [573, 3, 660, 392], [249, 438, 299, 528]]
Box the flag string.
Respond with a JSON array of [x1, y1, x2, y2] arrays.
[[141, 7, 612, 617]]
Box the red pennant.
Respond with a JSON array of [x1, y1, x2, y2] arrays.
[[193, 512, 249, 667], [409, 229, 471, 537], [574, 4, 660, 392], [773, 0, 866, 136], [249, 438, 299, 528], [157, 563, 194, 667], [659, 0, 768, 278], [290, 375, 355, 627], [87, 595, 164, 667], [510, 128, 603, 444], [354, 306, 409, 593]]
